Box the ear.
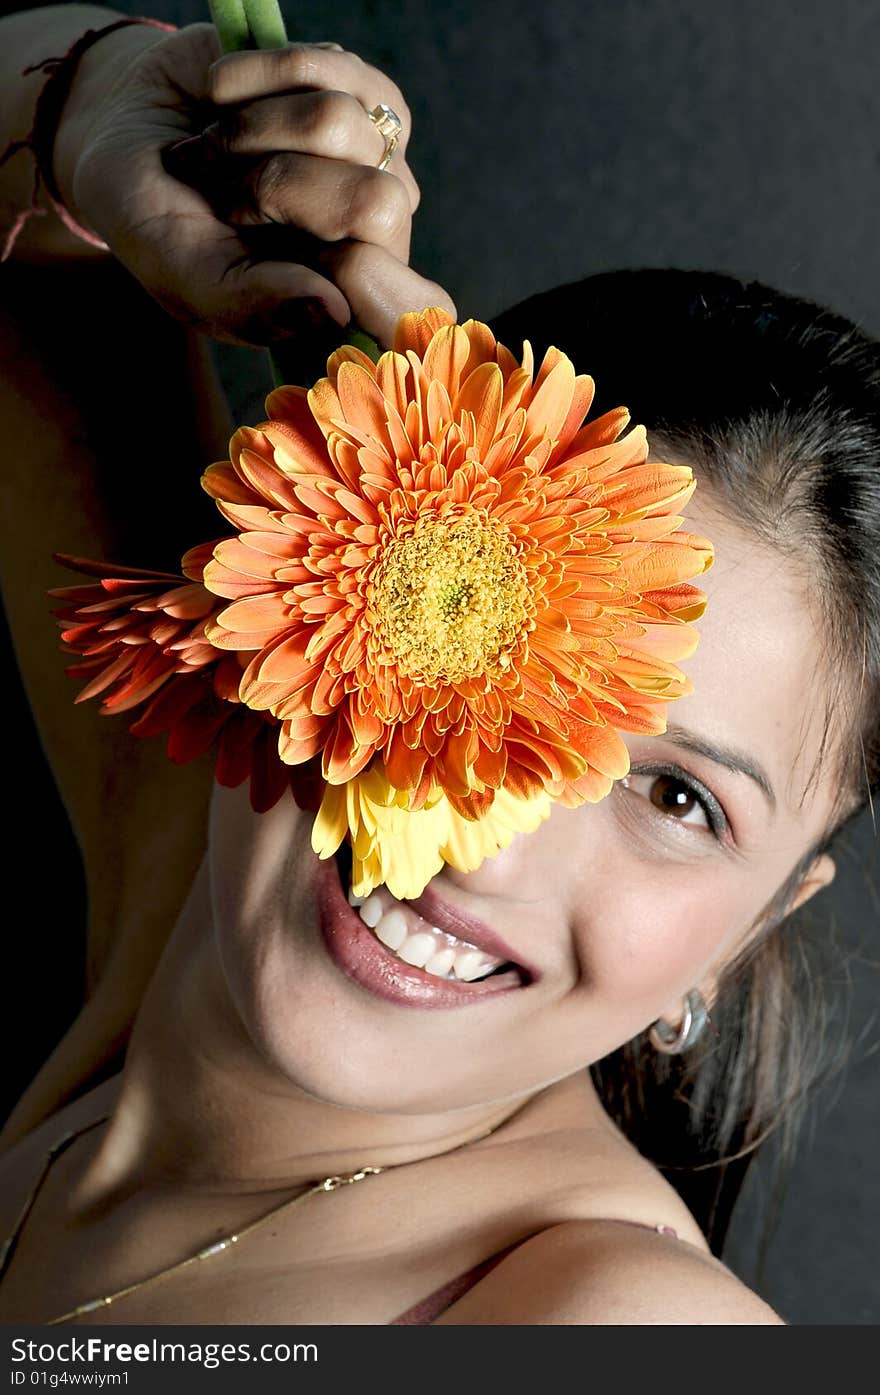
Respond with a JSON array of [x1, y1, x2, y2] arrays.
[[786, 851, 836, 914]]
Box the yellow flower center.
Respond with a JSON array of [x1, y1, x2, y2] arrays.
[[372, 519, 528, 682]]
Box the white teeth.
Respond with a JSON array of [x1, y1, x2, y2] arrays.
[[397, 932, 438, 968], [352, 886, 511, 983], [374, 909, 408, 951], [424, 948, 456, 977], [358, 894, 384, 929], [454, 949, 495, 981]]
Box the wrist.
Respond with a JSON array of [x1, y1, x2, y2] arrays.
[[53, 20, 171, 236]]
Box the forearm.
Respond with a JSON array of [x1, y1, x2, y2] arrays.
[[0, 5, 167, 262], [0, 257, 225, 1141]]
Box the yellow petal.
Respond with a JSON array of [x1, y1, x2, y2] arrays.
[[312, 782, 349, 857]]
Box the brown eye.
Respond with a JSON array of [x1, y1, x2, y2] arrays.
[[650, 774, 699, 818], [620, 767, 721, 835]]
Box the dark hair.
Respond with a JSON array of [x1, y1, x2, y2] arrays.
[[491, 269, 880, 1253]]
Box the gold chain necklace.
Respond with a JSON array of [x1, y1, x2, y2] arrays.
[[0, 1113, 444, 1326]]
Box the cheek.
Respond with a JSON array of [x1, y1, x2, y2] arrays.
[[208, 781, 313, 923], [207, 781, 316, 1013], [573, 855, 759, 1029]]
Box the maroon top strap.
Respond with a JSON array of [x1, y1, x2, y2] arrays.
[[390, 1242, 523, 1325], [389, 1219, 680, 1325]]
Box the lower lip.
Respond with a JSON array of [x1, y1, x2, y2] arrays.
[[314, 858, 525, 1010]]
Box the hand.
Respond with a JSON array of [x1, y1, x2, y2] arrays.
[[56, 23, 455, 347]]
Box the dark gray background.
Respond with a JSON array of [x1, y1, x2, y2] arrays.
[[6, 0, 879, 1325]]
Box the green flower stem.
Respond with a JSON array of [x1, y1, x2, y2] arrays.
[[207, 0, 250, 52], [345, 328, 382, 360], [243, 0, 289, 50], [208, 0, 380, 383], [208, 0, 290, 57], [269, 324, 380, 391]]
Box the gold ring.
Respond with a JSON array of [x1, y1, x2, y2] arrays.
[[367, 103, 403, 171]]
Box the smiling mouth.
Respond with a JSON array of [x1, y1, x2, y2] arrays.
[[333, 844, 529, 988]]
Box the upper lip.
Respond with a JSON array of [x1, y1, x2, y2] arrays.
[[406, 884, 541, 983]]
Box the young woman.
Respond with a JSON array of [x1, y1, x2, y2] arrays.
[[0, 8, 876, 1325]]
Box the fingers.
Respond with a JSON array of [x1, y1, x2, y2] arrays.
[[229, 153, 413, 262], [114, 155, 353, 346], [205, 47, 418, 206], [209, 89, 419, 210], [208, 44, 412, 152], [148, 41, 453, 352], [201, 256, 353, 349], [317, 240, 457, 348], [131, 171, 453, 353], [149, 228, 353, 349], [165, 133, 415, 263]]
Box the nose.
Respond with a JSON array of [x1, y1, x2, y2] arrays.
[[441, 797, 607, 911]]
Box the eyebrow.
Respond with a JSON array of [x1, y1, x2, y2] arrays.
[[660, 723, 777, 812]]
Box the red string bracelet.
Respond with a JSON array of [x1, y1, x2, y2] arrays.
[[0, 15, 177, 262]]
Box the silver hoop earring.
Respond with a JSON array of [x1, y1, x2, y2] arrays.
[[648, 989, 709, 1054]]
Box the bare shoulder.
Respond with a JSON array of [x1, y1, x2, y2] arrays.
[[436, 1220, 785, 1326], [0, 1077, 118, 1227], [514, 1102, 714, 1253]]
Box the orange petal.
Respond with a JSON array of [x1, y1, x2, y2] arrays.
[[625, 620, 701, 662], [307, 376, 345, 441], [472, 741, 508, 788], [154, 582, 216, 622], [620, 533, 714, 592], [573, 721, 630, 780], [322, 709, 376, 783], [211, 537, 284, 580], [426, 379, 453, 443], [393, 307, 456, 357], [334, 361, 392, 440], [383, 724, 428, 791], [637, 582, 708, 622], [610, 653, 691, 696], [446, 787, 494, 821], [201, 461, 263, 508], [248, 628, 313, 683], [264, 382, 313, 421], [375, 350, 412, 422], [213, 593, 290, 635], [552, 374, 595, 460], [602, 463, 695, 519], [325, 343, 379, 378], [456, 362, 503, 458], [421, 323, 471, 398], [202, 558, 278, 601], [180, 542, 217, 583], [561, 767, 614, 804], [263, 421, 335, 481], [460, 318, 499, 377], [278, 721, 326, 765], [349, 693, 385, 747], [237, 445, 301, 510]]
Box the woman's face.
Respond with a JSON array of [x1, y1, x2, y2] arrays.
[[207, 485, 839, 1115]]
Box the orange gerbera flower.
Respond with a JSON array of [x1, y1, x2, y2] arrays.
[[191, 307, 713, 895], [50, 551, 222, 712], [49, 553, 297, 813]]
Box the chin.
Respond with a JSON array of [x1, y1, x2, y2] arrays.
[[205, 785, 545, 1114]]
